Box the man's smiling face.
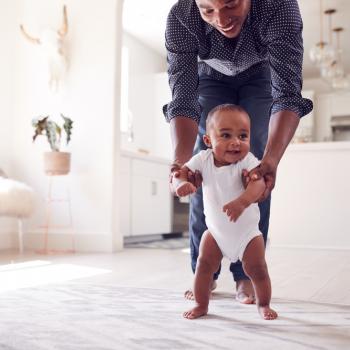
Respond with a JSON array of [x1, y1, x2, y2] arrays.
[[195, 0, 251, 38]]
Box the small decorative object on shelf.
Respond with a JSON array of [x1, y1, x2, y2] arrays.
[[32, 114, 73, 175]]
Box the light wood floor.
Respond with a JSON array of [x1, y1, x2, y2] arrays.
[[1, 244, 349, 306]]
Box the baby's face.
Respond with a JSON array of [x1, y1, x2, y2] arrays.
[[205, 109, 250, 166]]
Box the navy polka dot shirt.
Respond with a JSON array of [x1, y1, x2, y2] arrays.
[[163, 0, 313, 123]]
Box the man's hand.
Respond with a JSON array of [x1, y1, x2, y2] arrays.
[[241, 157, 278, 201], [223, 198, 247, 222], [169, 163, 202, 194]]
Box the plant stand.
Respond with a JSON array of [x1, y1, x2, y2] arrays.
[[37, 174, 75, 254]]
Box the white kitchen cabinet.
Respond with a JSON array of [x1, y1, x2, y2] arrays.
[[120, 152, 172, 237], [331, 92, 350, 117], [312, 91, 350, 142], [269, 141, 350, 249], [120, 156, 131, 236]]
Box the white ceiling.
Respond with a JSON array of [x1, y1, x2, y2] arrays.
[[122, 0, 350, 79]]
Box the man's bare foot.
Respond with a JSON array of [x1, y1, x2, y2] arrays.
[[184, 280, 217, 300], [258, 305, 278, 320], [183, 305, 208, 319], [236, 279, 255, 304]]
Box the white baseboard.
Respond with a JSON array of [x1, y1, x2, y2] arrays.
[[2, 230, 348, 253], [27, 230, 115, 253], [0, 232, 16, 251], [269, 243, 350, 251], [0, 230, 115, 253]]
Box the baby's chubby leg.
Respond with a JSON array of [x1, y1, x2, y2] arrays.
[[242, 235, 278, 320], [183, 231, 223, 319]]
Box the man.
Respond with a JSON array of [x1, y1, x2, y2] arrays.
[[163, 0, 312, 303]]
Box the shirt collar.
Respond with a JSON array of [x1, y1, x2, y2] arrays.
[[204, 21, 214, 35]]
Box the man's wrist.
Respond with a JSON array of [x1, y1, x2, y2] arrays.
[[170, 162, 182, 173], [170, 117, 198, 171], [261, 154, 279, 169], [263, 110, 300, 166], [171, 154, 192, 171]]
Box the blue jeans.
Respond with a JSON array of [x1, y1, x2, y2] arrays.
[[189, 67, 272, 282]]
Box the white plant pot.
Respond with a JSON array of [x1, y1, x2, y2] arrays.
[[43, 152, 71, 176]]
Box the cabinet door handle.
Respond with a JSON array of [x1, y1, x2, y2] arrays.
[[151, 181, 157, 195]]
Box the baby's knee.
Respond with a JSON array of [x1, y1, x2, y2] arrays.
[[197, 255, 217, 274], [243, 261, 268, 280]]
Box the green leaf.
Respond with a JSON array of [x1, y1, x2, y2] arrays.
[[31, 114, 73, 151], [32, 116, 49, 142], [45, 120, 60, 151], [61, 114, 73, 145]]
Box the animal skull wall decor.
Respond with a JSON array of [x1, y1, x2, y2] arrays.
[[20, 5, 69, 92]]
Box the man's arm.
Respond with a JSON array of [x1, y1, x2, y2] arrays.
[[164, 7, 201, 188], [169, 117, 203, 193], [170, 116, 198, 166], [244, 0, 312, 199], [264, 110, 299, 165], [250, 110, 299, 198]]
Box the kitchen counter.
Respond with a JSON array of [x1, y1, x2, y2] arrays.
[[269, 141, 350, 249], [121, 150, 171, 165], [288, 141, 350, 151]]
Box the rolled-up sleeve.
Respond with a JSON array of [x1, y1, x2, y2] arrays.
[[163, 9, 201, 123], [266, 0, 313, 118]]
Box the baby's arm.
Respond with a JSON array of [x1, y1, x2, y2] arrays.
[[223, 178, 265, 222], [173, 166, 197, 197]]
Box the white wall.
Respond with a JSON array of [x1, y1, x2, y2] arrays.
[[0, 1, 17, 246], [0, 0, 123, 252], [154, 72, 172, 160], [0, 1, 15, 174], [121, 32, 167, 156]]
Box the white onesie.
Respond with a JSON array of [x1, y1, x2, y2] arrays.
[[185, 149, 262, 262]]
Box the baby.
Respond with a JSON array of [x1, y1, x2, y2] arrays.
[[174, 104, 277, 320]]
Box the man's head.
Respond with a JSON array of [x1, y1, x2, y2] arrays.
[[195, 0, 251, 38], [204, 104, 251, 166]]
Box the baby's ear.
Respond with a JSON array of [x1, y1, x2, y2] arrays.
[[203, 134, 212, 148]]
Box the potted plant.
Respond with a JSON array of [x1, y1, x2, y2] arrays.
[[32, 114, 73, 175]]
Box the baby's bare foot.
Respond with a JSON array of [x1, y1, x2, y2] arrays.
[[184, 280, 217, 300], [183, 305, 208, 319], [236, 280, 255, 304], [258, 305, 278, 320]]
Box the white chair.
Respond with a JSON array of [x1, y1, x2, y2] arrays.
[[0, 172, 35, 253]]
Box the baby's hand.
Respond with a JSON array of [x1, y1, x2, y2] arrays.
[[175, 181, 196, 197], [223, 198, 246, 222]]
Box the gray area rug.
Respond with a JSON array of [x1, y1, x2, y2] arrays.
[[0, 283, 349, 350]]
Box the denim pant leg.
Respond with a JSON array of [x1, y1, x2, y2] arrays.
[[189, 74, 237, 279], [229, 68, 273, 281]]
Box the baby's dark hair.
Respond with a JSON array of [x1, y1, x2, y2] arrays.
[[206, 104, 249, 130]]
